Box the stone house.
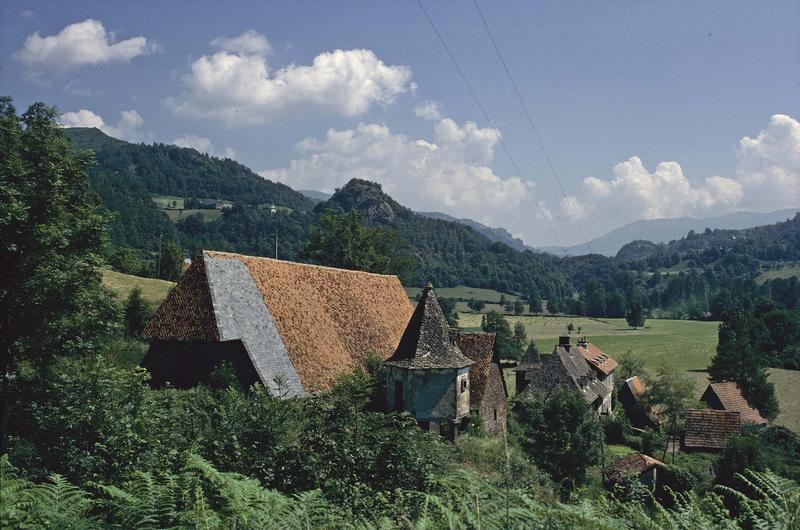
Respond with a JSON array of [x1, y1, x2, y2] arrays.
[[515, 335, 615, 414], [384, 284, 474, 439], [141, 250, 413, 396], [455, 331, 508, 437], [576, 339, 617, 412]]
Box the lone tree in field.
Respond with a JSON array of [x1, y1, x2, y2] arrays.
[[481, 311, 518, 361], [567, 322, 575, 334], [513, 299, 525, 315], [513, 322, 527, 352], [625, 301, 645, 330], [467, 298, 485, 312], [124, 287, 151, 337]]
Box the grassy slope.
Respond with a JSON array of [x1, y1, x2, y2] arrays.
[[164, 209, 224, 222], [755, 264, 800, 284], [102, 270, 175, 306]]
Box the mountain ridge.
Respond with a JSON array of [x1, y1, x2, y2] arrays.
[[542, 209, 800, 256]]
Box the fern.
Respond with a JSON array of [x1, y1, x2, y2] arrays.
[[0, 456, 96, 529]]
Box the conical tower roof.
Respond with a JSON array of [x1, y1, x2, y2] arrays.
[[385, 283, 473, 369], [514, 339, 542, 372]]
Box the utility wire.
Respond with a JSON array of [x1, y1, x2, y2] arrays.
[[472, 0, 594, 254], [417, 0, 566, 251]]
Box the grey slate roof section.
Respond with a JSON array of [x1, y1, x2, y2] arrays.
[[203, 253, 305, 398], [384, 285, 473, 369], [517, 345, 604, 404]]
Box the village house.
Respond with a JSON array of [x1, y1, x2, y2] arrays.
[[455, 331, 508, 437], [618, 376, 661, 429], [700, 382, 768, 426], [384, 284, 474, 440], [515, 335, 616, 414], [576, 338, 617, 412], [604, 452, 666, 490], [682, 409, 742, 451], [141, 250, 413, 396]]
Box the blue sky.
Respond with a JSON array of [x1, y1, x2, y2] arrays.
[[1, 0, 798, 247]]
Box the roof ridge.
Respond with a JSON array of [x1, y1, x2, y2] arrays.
[[203, 250, 403, 280]]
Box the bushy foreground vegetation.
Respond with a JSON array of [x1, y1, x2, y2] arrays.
[[3, 445, 799, 528]]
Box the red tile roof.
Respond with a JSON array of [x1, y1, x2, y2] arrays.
[[702, 382, 768, 425], [578, 342, 618, 375], [626, 375, 647, 397], [605, 452, 665, 483], [684, 409, 741, 450]]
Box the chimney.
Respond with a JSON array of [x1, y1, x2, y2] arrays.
[[578, 337, 588, 348], [558, 335, 571, 351], [448, 328, 460, 346]]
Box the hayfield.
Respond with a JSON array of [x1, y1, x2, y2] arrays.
[[102, 270, 175, 306], [755, 264, 800, 284], [460, 314, 719, 372], [164, 208, 224, 222]]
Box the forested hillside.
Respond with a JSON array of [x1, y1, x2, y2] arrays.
[[64, 127, 313, 252], [64, 129, 800, 320]]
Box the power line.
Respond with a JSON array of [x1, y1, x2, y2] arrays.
[[416, 0, 566, 251], [471, 0, 593, 253]]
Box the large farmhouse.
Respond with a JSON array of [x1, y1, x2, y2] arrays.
[[141, 251, 413, 396], [141, 253, 508, 437]]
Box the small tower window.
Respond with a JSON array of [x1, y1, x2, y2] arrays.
[[493, 409, 498, 421], [460, 378, 468, 393]]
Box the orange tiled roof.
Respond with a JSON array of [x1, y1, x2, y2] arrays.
[[684, 409, 741, 450], [145, 251, 414, 393], [579, 342, 618, 375], [703, 382, 768, 425], [627, 375, 647, 397], [208, 251, 414, 392]]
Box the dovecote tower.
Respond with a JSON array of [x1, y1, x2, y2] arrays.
[[384, 283, 473, 438]]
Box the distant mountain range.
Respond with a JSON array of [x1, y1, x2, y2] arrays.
[[541, 209, 800, 257], [298, 189, 333, 204]]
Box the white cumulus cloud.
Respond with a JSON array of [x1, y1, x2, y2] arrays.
[[578, 156, 743, 220], [168, 32, 413, 126], [414, 101, 442, 121], [211, 29, 271, 55], [60, 108, 143, 141], [260, 117, 533, 227], [736, 113, 800, 209], [173, 134, 236, 160], [15, 19, 156, 72], [570, 114, 799, 225]]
